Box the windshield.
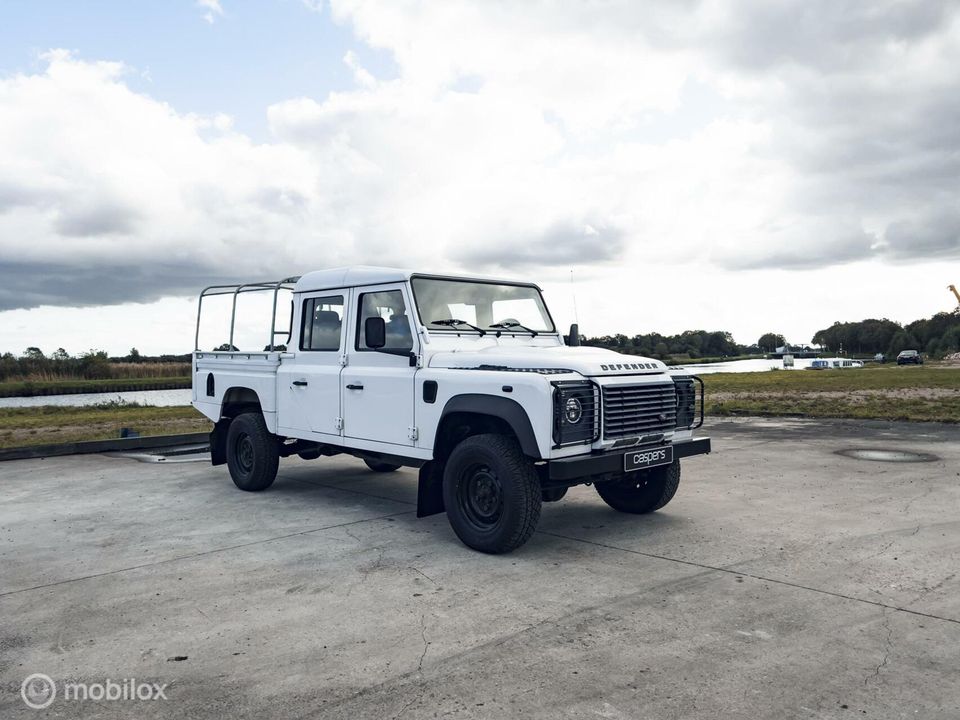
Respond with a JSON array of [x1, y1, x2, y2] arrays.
[[411, 277, 556, 333]]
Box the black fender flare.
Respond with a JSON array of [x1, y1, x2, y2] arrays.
[[417, 394, 542, 518], [436, 394, 541, 460]]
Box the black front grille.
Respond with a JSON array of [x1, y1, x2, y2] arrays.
[[602, 383, 677, 439]]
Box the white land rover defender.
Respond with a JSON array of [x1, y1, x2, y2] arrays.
[[192, 267, 710, 553]]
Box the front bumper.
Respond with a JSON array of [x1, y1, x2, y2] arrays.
[[547, 437, 711, 482]]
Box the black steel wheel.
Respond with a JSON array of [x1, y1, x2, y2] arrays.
[[236, 433, 255, 473], [226, 412, 279, 492], [595, 460, 681, 514], [456, 464, 504, 530], [442, 434, 541, 553]]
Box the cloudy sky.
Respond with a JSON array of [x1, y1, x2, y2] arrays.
[[1, 0, 959, 356]]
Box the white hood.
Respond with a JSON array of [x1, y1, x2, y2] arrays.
[[428, 345, 667, 377]]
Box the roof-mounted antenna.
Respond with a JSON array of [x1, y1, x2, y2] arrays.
[[568, 269, 581, 347], [570, 269, 580, 325]]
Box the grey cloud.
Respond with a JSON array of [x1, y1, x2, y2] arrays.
[[883, 210, 960, 259], [54, 199, 141, 237], [456, 221, 625, 270], [0, 260, 246, 311], [785, 78, 960, 182], [718, 227, 877, 271], [702, 1, 960, 270], [5, 4, 960, 308], [712, 0, 951, 71], [0, 181, 53, 212]]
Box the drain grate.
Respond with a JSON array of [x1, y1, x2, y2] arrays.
[[836, 448, 938, 463]]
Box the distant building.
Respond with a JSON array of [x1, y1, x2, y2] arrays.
[[770, 343, 820, 359]]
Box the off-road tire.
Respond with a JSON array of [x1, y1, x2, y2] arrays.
[[226, 412, 279, 492], [595, 460, 681, 514], [442, 434, 541, 554], [364, 459, 402, 473]]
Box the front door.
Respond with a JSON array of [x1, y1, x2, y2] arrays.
[[342, 284, 418, 447], [277, 292, 346, 437]]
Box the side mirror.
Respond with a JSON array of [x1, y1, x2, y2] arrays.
[[568, 323, 580, 347], [365, 316, 386, 349]]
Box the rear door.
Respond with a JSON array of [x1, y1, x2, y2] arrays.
[[341, 284, 418, 447], [277, 292, 346, 437]]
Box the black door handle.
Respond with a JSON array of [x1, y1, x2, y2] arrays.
[[346, 383, 364, 390], [292, 380, 308, 387]]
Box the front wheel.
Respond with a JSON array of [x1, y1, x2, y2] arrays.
[[442, 434, 541, 554], [226, 412, 279, 492], [595, 461, 681, 514]]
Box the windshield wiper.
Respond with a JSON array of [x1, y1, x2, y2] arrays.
[[431, 318, 487, 336], [490, 321, 538, 337]]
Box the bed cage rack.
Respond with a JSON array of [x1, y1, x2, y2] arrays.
[[194, 277, 301, 352]]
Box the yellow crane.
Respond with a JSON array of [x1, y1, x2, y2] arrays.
[[950, 284, 960, 308]]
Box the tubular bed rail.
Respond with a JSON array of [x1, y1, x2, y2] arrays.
[[194, 277, 300, 352]]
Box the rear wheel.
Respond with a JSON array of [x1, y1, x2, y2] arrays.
[[226, 412, 279, 492], [595, 461, 680, 514], [364, 459, 401, 473], [442, 434, 541, 554]]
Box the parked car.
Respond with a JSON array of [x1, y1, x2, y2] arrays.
[[896, 350, 923, 365], [192, 267, 712, 553]]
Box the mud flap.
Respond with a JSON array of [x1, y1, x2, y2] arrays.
[[210, 419, 230, 466], [417, 461, 445, 517]]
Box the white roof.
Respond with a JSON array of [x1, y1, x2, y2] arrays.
[[293, 266, 411, 293], [293, 266, 541, 294]]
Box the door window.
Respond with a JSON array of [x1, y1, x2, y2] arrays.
[[357, 290, 413, 352], [300, 296, 344, 351]]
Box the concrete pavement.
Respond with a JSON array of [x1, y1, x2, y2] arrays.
[[1, 417, 958, 718]]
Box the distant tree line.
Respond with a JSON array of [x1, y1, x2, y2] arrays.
[[581, 309, 960, 360], [0, 347, 191, 382], [582, 330, 745, 360], [6, 308, 958, 379], [812, 313, 960, 357]]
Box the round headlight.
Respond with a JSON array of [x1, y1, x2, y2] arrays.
[[564, 396, 583, 424]]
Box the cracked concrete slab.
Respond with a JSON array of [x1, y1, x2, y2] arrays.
[[1, 417, 958, 718]]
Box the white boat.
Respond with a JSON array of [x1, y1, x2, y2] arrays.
[[807, 358, 864, 370]]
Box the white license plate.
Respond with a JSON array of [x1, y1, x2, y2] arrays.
[[624, 446, 673, 472]]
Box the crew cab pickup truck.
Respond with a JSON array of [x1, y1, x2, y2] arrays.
[[192, 267, 710, 553]]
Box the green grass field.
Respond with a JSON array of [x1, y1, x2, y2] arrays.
[[0, 404, 210, 449], [701, 364, 957, 391], [701, 364, 960, 423]]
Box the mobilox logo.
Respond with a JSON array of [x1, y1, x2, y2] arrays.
[[20, 674, 55, 709], [20, 674, 168, 708]]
